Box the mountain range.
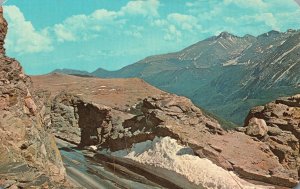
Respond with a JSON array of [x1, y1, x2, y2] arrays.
[[53, 29, 300, 125]]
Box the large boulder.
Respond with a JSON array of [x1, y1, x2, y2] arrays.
[[245, 117, 268, 137]]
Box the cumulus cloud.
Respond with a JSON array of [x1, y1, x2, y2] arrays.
[[183, 0, 300, 36], [4, 5, 53, 54], [53, 0, 160, 42], [152, 13, 201, 42], [124, 25, 144, 38], [224, 0, 268, 9], [53, 10, 119, 42], [253, 13, 280, 31], [164, 25, 182, 41], [167, 13, 201, 31], [119, 0, 160, 17]]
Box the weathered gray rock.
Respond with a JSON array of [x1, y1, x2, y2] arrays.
[[0, 7, 71, 188], [48, 91, 118, 146]]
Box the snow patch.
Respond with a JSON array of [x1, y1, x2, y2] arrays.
[[280, 40, 286, 45], [223, 57, 239, 66], [273, 43, 300, 64], [218, 41, 227, 49], [266, 45, 273, 50], [273, 62, 298, 83], [101, 137, 272, 189], [88, 145, 98, 151]]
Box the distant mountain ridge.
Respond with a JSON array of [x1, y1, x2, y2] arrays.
[[52, 29, 300, 124]]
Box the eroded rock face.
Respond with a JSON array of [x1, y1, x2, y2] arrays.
[[242, 94, 300, 183], [77, 101, 112, 146], [49, 92, 113, 146], [0, 7, 7, 55], [97, 94, 297, 187], [100, 94, 224, 151], [50, 92, 81, 144], [0, 7, 67, 188], [48, 90, 299, 187]]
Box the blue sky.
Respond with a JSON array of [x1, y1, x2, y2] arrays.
[[3, 0, 300, 75]]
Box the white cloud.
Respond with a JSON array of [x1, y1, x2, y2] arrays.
[[53, 10, 119, 42], [92, 9, 117, 20], [167, 13, 201, 31], [4, 5, 53, 54], [164, 25, 182, 41], [119, 0, 160, 17], [224, 0, 268, 9], [152, 13, 201, 42], [53, 24, 77, 42], [124, 25, 144, 38], [253, 13, 280, 30], [53, 0, 160, 42], [152, 19, 167, 27]]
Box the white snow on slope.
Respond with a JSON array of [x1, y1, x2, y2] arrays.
[[273, 62, 298, 83], [273, 43, 300, 64], [223, 56, 239, 66], [218, 41, 227, 49], [101, 137, 273, 189]]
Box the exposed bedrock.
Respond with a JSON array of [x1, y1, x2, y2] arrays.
[[103, 94, 298, 187], [0, 7, 69, 188], [49, 92, 116, 146], [77, 101, 112, 146], [51, 92, 299, 187], [240, 94, 300, 183]]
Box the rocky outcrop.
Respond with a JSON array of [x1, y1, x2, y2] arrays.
[[99, 94, 298, 188], [101, 94, 224, 151], [77, 101, 112, 146], [49, 90, 299, 187], [49, 92, 81, 144], [0, 7, 7, 55], [242, 94, 300, 183], [0, 7, 69, 188], [49, 92, 115, 146]]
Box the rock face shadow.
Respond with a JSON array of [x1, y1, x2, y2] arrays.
[[77, 102, 112, 146], [176, 147, 194, 156]]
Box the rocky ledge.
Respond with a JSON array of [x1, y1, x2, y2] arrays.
[[239, 94, 300, 185], [103, 94, 298, 188], [50, 90, 299, 187], [0, 7, 71, 188]]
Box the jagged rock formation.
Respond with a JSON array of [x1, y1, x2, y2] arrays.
[[49, 92, 82, 144], [31, 73, 163, 145], [101, 94, 224, 151], [50, 89, 298, 187], [242, 94, 300, 184], [49, 92, 113, 146], [0, 7, 7, 55], [0, 7, 69, 188], [99, 94, 298, 187]]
